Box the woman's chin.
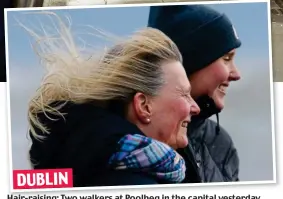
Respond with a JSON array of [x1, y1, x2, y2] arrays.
[[175, 135, 189, 149], [212, 94, 225, 110]]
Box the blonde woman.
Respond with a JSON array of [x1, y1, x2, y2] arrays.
[[27, 13, 200, 186]]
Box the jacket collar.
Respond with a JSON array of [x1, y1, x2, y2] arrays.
[[188, 95, 221, 142]]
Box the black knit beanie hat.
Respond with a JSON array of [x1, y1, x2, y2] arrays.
[[147, 4, 242, 76]]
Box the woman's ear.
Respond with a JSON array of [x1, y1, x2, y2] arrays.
[[132, 92, 152, 124]]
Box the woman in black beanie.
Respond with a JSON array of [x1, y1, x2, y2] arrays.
[[148, 4, 242, 183]]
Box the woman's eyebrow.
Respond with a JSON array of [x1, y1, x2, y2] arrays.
[[176, 85, 191, 94], [227, 51, 235, 57]]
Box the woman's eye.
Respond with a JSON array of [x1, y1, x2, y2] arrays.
[[184, 94, 192, 101], [223, 53, 235, 62], [223, 56, 231, 61]]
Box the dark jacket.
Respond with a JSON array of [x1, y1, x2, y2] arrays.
[[29, 102, 159, 187], [178, 96, 239, 183], [29, 100, 239, 186]]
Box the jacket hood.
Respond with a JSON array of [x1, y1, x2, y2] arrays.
[[188, 95, 221, 146], [192, 95, 221, 123]]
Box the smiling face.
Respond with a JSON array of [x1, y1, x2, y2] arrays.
[[189, 49, 241, 110], [127, 60, 200, 149]]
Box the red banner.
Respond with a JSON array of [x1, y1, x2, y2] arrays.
[[13, 169, 73, 189]]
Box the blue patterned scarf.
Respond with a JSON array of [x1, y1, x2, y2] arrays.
[[108, 134, 186, 183]]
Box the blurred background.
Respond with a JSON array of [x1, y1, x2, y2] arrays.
[[9, 0, 283, 82], [6, 2, 274, 182], [271, 0, 283, 81]]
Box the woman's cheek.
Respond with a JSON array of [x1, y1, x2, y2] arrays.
[[215, 64, 230, 82], [160, 98, 190, 145], [179, 98, 192, 119]]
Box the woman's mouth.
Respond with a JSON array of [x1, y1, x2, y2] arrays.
[[218, 83, 229, 94], [181, 121, 190, 128]]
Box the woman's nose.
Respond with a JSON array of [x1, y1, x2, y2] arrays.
[[190, 100, 200, 116], [229, 66, 241, 81]]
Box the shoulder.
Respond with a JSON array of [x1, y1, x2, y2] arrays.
[[28, 102, 142, 169], [203, 119, 239, 168], [201, 119, 239, 165], [203, 119, 234, 147], [188, 119, 239, 181]]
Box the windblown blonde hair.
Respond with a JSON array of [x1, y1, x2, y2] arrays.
[[22, 12, 182, 140]]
